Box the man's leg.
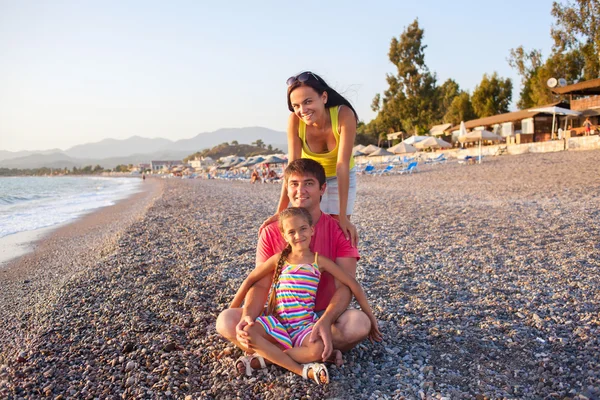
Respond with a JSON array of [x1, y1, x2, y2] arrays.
[[216, 308, 243, 349], [330, 309, 371, 352]]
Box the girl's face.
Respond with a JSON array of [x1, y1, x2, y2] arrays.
[[281, 215, 314, 250], [289, 86, 327, 125]]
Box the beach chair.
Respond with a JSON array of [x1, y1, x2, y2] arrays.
[[398, 161, 418, 174], [430, 153, 447, 165], [378, 165, 395, 176], [458, 156, 476, 165], [362, 164, 376, 175]]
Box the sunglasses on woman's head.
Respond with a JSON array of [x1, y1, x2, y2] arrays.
[[286, 72, 320, 86]]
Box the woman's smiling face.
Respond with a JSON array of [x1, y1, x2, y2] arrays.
[[289, 86, 328, 124]]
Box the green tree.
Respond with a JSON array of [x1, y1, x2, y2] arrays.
[[436, 79, 460, 121], [551, 0, 600, 79], [231, 140, 239, 146], [471, 72, 513, 117], [371, 19, 439, 137], [252, 139, 265, 148], [444, 92, 477, 125]]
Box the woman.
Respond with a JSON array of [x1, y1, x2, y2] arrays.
[[260, 71, 359, 246]]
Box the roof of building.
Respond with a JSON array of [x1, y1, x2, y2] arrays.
[[449, 102, 568, 131], [551, 78, 600, 96], [429, 123, 452, 135]]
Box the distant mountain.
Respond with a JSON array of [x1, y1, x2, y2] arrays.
[[166, 127, 286, 152], [0, 126, 287, 169], [0, 152, 84, 169], [64, 136, 174, 159], [0, 148, 64, 162]]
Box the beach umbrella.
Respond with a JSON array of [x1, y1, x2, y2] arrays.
[[353, 144, 366, 153], [458, 130, 502, 164], [528, 106, 582, 138], [262, 155, 287, 164], [459, 121, 468, 137], [361, 144, 380, 155], [403, 135, 429, 145], [388, 142, 417, 154], [353, 149, 365, 157], [367, 148, 394, 157], [413, 137, 452, 150]]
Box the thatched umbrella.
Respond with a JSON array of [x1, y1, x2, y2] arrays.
[[361, 144, 381, 155], [414, 137, 452, 150], [388, 142, 417, 154], [458, 130, 502, 164]]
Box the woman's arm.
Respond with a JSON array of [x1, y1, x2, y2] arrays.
[[259, 114, 302, 232], [317, 255, 383, 342], [230, 254, 280, 308], [336, 106, 358, 246]]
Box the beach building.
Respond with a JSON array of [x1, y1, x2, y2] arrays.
[[151, 160, 183, 173], [448, 101, 572, 144], [189, 156, 215, 170], [551, 77, 600, 134]]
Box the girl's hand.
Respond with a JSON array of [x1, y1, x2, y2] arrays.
[[259, 213, 279, 234], [337, 215, 358, 247], [368, 315, 383, 343]]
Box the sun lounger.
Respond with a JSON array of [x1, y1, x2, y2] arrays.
[[398, 161, 418, 174], [362, 164, 376, 175], [378, 165, 395, 176]]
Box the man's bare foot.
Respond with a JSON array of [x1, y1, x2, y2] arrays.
[[324, 349, 343, 367]]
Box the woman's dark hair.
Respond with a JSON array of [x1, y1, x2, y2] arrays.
[[287, 71, 358, 121]]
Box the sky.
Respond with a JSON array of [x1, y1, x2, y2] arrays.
[[0, 1, 556, 152]]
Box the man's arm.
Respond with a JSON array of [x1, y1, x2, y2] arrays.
[[309, 256, 357, 360], [319, 256, 357, 323]]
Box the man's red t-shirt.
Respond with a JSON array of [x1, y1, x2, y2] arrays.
[[256, 213, 359, 312]]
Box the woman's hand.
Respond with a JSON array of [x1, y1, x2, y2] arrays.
[[337, 215, 358, 247], [368, 315, 383, 343], [259, 213, 280, 234]]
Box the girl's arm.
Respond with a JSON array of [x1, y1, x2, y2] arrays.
[[336, 106, 358, 247], [317, 255, 382, 342], [259, 114, 302, 232], [230, 253, 280, 308]]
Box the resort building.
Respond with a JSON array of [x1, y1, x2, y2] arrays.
[[446, 78, 600, 144], [150, 160, 183, 172], [551, 77, 600, 134]]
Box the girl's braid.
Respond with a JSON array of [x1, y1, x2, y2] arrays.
[[267, 243, 291, 316]]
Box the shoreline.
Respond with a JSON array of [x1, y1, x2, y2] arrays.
[[0, 178, 164, 363]]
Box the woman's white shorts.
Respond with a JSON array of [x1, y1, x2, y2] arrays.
[[320, 167, 357, 216]]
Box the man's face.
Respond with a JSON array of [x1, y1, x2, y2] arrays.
[[286, 172, 325, 210]]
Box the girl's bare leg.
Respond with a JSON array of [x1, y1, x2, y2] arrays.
[[244, 324, 303, 376]]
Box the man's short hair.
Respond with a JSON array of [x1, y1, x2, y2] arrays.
[[284, 159, 326, 187]]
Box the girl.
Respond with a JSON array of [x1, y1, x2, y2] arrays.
[[231, 207, 381, 385], [259, 72, 359, 247]]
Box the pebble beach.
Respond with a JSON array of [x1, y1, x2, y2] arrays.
[[1, 150, 599, 399]]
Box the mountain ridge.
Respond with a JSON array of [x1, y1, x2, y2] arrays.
[[0, 127, 287, 169]]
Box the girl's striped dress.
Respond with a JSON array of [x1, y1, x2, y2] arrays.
[[255, 253, 321, 349]]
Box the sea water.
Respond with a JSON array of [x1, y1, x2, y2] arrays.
[[0, 176, 142, 238]]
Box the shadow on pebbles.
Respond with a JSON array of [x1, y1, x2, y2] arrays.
[[1, 150, 600, 399]]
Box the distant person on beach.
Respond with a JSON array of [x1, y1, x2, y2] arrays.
[[142, 174, 146, 181], [216, 159, 374, 376], [250, 169, 261, 184], [259, 71, 359, 247], [229, 207, 381, 384], [583, 117, 592, 136]]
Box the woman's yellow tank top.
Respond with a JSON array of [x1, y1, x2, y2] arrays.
[[298, 106, 355, 178]]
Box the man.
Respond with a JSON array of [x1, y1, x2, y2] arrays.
[[216, 159, 371, 370]]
